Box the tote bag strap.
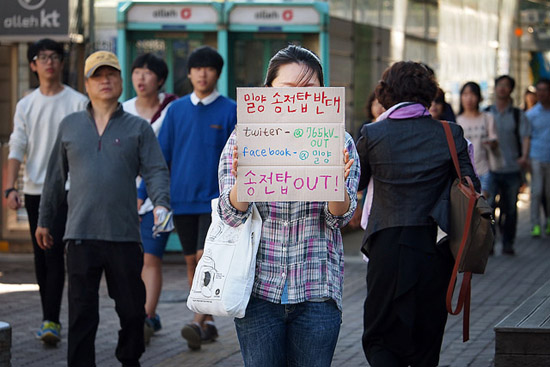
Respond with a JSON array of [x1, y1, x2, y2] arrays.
[[440, 120, 475, 342]]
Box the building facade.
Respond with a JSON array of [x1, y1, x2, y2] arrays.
[[0, 0, 541, 250]]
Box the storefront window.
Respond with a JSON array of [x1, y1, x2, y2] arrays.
[[331, 0, 353, 20], [427, 2, 438, 40], [405, 1, 438, 41], [135, 39, 166, 55], [172, 40, 203, 97], [348, 0, 395, 28], [407, 1, 426, 38]]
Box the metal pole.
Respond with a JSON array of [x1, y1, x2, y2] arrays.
[[89, 0, 95, 50], [516, 0, 522, 105]]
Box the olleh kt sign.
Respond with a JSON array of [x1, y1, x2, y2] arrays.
[[1, 0, 68, 39]]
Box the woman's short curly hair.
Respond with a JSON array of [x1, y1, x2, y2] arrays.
[[375, 61, 438, 109]]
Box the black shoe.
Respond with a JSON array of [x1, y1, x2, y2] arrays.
[[181, 323, 202, 351], [502, 248, 515, 255], [201, 323, 218, 343]]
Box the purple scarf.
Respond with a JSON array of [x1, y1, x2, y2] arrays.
[[361, 102, 477, 234], [376, 102, 430, 121]]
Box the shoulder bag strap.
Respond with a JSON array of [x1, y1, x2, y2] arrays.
[[151, 93, 178, 124], [512, 107, 523, 158], [440, 120, 475, 342], [441, 120, 462, 181]]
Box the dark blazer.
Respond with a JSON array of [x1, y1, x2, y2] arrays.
[[356, 116, 480, 247]]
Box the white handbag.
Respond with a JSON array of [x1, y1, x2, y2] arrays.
[[186, 198, 262, 318]]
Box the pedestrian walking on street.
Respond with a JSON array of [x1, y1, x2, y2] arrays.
[[456, 81, 498, 197], [218, 45, 360, 367], [35, 51, 170, 367], [429, 87, 447, 121], [4, 38, 88, 346], [356, 61, 480, 367], [349, 91, 385, 230], [524, 85, 538, 111], [152, 46, 237, 351], [123, 53, 177, 344], [422, 63, 456, 122], [485, 75, 531, 254], [525, 78, 550, 237]]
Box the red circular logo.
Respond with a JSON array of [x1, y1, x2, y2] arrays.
[[282, 10, 293, 21], [181, 8, 192, 19]]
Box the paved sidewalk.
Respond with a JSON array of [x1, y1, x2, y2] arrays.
[[1, 193, 549, 366]]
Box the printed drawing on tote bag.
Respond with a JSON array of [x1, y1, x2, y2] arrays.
[[187, 199, 262, 318]]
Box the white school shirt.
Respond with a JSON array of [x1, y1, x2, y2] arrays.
[[123, 93, 174, 214]]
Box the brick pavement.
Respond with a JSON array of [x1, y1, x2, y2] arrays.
[[1, 193, 550, 366]]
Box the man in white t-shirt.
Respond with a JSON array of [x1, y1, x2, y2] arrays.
[[4, 39, 88, 345]]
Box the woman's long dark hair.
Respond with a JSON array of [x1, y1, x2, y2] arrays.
[[264, 45, 324, 87], [458, 81, 482, 115]]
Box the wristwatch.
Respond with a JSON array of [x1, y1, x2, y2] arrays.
[[4, 188, 17, 198]]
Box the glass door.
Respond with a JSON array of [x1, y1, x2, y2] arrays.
[[128, 33, 207, 98], [228, 33, 302, 100]]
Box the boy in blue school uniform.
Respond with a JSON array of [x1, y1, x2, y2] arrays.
[[152, 46, 236, 350]]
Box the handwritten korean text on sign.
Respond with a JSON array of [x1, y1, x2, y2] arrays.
[[236, 87, 345, 202]]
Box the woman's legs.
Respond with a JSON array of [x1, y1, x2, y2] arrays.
[[235, 297, 341, 367], [140, 210, 169, 342], [142, 253, 162, 319], [363, 226, 452, 367], [286, 300, 341, 367]]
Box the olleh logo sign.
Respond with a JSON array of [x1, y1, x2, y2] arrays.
[[181, 8, 191, 19], [1, 0, 68, 37], [18, 0, 47, 11], [4, 10, 60, 29], [151, 7, 192, 20], [254, 9, 294, 22]]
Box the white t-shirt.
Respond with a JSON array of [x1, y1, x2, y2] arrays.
[[123, 93, 174, 214], [122, 93, 172, 135], [456, 112, 497, 176], [8, 86, 88, 194]]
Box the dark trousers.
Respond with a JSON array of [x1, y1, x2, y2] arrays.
[[487, 171, 522, 250], [25, 194, 67, 323], [66, 240, 145, 367], [173, 213, 211, 256], [362, 226, 454, 367]]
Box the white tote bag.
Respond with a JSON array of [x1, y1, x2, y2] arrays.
[[187, 199, 262, 318]]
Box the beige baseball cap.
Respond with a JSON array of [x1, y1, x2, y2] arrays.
[[84, 51, 121, 78]]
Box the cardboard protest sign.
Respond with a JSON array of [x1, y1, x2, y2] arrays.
[[236, 124, 344, 166], [236, 87, 345, 202], [237, 166, 344, 201], [237, 87, 344, 123]]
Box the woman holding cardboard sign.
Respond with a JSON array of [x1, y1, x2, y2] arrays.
[[218, 45, 360, 366]]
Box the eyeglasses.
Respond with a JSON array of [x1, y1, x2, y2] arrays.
[[33, 53, 62, 64]]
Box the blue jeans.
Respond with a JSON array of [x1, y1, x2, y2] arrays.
[[234, 297, 342, 367], [488, 171, 522, 250]]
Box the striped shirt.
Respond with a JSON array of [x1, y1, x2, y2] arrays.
[[217, 130, 360, 310]]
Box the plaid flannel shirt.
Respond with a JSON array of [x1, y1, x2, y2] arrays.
[[218, 130, 360, 310]]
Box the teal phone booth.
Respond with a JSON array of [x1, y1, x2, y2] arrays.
[[115, 1, 329, 252], [225, 1, 330, 99], [117, 1, 226, 101]]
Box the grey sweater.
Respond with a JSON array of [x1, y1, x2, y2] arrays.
[[38, 104, 170, 243]]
